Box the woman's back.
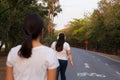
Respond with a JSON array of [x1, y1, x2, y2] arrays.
[[6, 14, 59, 80], [51, 33, 73, 80], [51, 42, 70, 60], [7, 45, 59, 80]]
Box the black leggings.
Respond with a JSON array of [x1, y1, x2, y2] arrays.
[[57, 59, 68, 80]]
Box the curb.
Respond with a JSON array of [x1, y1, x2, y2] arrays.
[[87, 50, 120, 63], [72, 47, 120, 63]]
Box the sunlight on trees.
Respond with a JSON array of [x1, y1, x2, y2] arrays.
[[57, 0, 120, 55]]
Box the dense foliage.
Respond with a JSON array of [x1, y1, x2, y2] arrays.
[[0, 0, 61, 52], [57, 0, 120, 55]]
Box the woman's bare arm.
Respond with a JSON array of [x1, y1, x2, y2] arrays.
[[47, 68, 57, 80], [6, 66, 14, 80], [67, 50, 74, 67]]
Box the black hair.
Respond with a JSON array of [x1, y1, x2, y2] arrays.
[[56, 33, 65, 52], [18, 13, 44, 58]]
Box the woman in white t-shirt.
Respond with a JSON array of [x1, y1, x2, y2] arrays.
[[51, 33, 73, 80], [6, 14, 59, 80]]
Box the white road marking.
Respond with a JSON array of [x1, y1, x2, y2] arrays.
[[105, 63, 109, 66], [97, 59, 101, 61], [116, 71, 120, 75], [77, 72, 106, 78], [92, 56, 95, 58], [84, 63, 90, 69]]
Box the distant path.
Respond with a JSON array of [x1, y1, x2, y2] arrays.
[[65, 48, 120, 80]]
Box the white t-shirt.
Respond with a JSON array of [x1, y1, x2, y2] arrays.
[[6, 45, 59, 80], [51, 42, 70, 60]]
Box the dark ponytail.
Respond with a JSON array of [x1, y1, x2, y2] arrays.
[[19, 36, 32, 58], [56, 33, 65, 52], [18, 14, 44, 58]]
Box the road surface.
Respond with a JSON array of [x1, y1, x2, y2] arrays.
[[61, 48, 120, 80]]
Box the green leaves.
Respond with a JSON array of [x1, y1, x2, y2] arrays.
[[58, 0, 120, 55], [0, 0, 61, 52]]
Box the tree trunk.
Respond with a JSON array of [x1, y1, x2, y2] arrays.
[[4, 16, 11, 53], [4, 33, 9, 53], [0, 41, 4, 51]]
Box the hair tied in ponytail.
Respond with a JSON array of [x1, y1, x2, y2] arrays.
[[18, 13, 44, 58], [28, 35, 32, 39], [57, 33, 66, 40], [56, 33, 66, 52]]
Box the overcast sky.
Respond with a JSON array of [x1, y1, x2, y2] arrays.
[[54, 0, 101, 30]]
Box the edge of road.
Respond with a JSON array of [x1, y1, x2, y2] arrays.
[[73, 47, 120, 63], [87, 50, 120, 63]]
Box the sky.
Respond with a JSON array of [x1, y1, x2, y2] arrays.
[[54, 0, 101, 30]]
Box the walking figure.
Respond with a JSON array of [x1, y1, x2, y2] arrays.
[[6, 13, 59, 80], [51, 33, 74, 80]]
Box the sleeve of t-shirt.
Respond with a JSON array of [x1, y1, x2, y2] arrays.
[[51, 42, 55, 50], [65, 42, 70, 50], [6, 48, 15, 67], [47, 49, 59, 69]]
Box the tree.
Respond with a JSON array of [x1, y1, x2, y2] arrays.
[[57, 0, 120, 55], [42, 0, 62, 33], [0, 0, 61, 53]]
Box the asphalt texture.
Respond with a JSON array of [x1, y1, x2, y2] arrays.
[[58, 48, 120, 80]]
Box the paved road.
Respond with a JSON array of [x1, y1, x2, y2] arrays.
[[62, 48, 120, 80]]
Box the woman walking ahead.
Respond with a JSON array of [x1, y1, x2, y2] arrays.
[[51, 33, 74, 80], [6, 14, 59, 80]]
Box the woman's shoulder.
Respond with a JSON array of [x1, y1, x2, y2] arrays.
[[40, 45, 54, 52], [10, 45, 21, 52], [52, 41, 57, 44], [40, 46, 55, 55], [64, 42, 70, 45], [51, 41, 57, 46], [8, 45, 21, 56]]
